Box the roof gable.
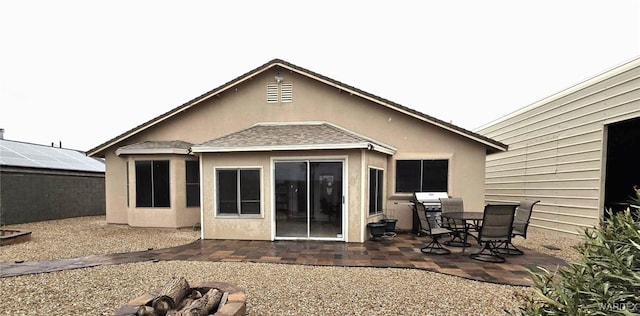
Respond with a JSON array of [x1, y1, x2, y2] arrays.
[[87, 58, 507, 157]]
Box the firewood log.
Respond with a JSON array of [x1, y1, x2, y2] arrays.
[[180, 288, 222, 316], [176, 289, 203, 311], [135, 305, 155, 316], [151, 276, 191, 316]]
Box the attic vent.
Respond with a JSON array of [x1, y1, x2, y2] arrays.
[[266, 83, 278, 103], [281, 82, 293, 103], [266, 82, 293, 103]]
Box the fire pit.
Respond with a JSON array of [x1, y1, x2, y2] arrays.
[[0, 229, 32, 246], [115, 278, 246, 316]]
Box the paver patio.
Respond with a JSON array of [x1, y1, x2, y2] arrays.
[[0, 232, 567, 286]]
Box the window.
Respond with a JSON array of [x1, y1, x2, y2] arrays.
[[369, 168, 384, 215], [135, 160, 170, 207], [395, 159, 448, 193], [186, 160, 200, 207], [217, 168, 261, 215]]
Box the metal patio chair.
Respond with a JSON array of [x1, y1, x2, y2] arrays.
[[439, 197, 471, 247], [416, 200, 453, 255], [470, 204, 517, 263], [496, 200, 540, 255]]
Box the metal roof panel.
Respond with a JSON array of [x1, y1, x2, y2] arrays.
[[0, 139, 105, 173]]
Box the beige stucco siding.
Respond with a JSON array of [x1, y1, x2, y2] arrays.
[[362, 150, 390, 241], [130, 155, 199, 228], [105, 153, 200, 228], [101, 64, 490, 236], [376, 110, 489, 223], [478, 59, 640, 235], [104, 151, 128, 224], [199, 152, 271, 240], [199, 150, 368, 242]]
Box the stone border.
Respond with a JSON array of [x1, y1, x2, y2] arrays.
[[115, 281, 246, 316], [0, 229, 32, 246]]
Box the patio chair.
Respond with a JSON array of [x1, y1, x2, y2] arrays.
[[415, 200, 453, 255], [439, 197, 470, 247], [470, 204, 517, 263], [496, 200, 540, 255]]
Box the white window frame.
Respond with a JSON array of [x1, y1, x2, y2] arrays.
[[368, 166, 385, 216], [214, 166, 263, 217]]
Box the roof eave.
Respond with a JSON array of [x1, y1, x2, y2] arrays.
[[115, 148, 192, 156], [486, 144, 509, 154], [191, 142, 396, 155], [273, 61, 507, 152]]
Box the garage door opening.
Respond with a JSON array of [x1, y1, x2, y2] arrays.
[[603, 117, 640, 217]]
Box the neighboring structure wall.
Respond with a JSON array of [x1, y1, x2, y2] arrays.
[[0, 168, 105, 225], [477, 59, 640, 235]]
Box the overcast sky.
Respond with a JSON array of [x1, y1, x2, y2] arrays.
[[1, 0, 639, 151]]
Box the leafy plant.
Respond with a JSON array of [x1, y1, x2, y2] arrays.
[[513, 209, 640, 315]]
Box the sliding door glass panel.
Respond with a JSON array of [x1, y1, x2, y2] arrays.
[[275, 162, 308, 237], [309, 162, 343, 238], [275, 160, 343, 239]]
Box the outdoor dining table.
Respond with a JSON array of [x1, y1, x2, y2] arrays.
[[440, 211, 484, 253]]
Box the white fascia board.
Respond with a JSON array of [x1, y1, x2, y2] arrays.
[[321, 121, 398, 154], [192, 142, 396, 155], [115, 148, 191, 156], [370, 144, 396, 155]]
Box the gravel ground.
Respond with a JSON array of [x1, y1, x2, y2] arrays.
[[509, 226, 583, 263], [0, 216, 582, 315], [0, 216, 200, 262]]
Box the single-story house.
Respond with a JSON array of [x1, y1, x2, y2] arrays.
[[476, 56, 640, 236], [87, 59, 507, 242], [0, 132, 106, 225]]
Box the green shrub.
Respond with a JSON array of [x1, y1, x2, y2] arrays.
[[514, 209, 640, 315]]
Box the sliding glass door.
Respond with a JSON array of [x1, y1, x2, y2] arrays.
[[274, 160, 343, 240]]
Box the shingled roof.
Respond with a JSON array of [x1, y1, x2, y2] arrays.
[[191, 122, 396, 154], [87, 58, 507, 157]]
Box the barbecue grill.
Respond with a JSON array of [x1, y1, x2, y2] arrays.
[[411, 192, 449, 234]]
